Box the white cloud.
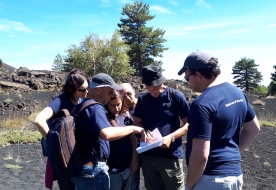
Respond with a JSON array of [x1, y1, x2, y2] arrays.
[[181, 23, 230, 31], [169, 0, 179, 6], [150, 5, 173, 14], [99, 0, 111, 7], [0, 20, 32, 32], [196, 0, 211, 9], [268, 24, 276, 28], [0, 24, 10, 31], [224, 29, 250, 34]]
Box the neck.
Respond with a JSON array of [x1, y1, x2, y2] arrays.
[[70, 96, 79, 105]]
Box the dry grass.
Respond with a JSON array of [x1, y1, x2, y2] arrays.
[[1, 117, 29, 129], [252, 99, 266, 106], [27, 111, 40, 122]]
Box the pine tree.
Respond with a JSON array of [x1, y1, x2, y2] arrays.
[[268, 65, 276, 95], [52, 54, 64, 72], [118, 1, 168, 76], [232, 57, 263, 91]]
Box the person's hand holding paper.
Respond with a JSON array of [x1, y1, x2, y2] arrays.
[[136, 128, 163, 154]]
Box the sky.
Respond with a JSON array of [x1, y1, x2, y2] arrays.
[[1, 0, 276, 86]]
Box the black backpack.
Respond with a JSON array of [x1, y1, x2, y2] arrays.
[[46, 100, 100, 179]]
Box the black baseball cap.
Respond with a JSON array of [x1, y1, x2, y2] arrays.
[[90, 73, 122, 90], [178, 50, 214, 75], [142, 64, 166, 86]]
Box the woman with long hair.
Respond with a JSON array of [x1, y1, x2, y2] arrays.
[[105, 90, 139, 190]]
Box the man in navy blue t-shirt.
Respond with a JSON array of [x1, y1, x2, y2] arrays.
[[177, 50, 260, 190], [71, 73, 147, 190], [133, 65, 190, 190]]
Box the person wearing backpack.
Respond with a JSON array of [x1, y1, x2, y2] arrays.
[[34, 69, 89, 190], [71, 73, 150, 190], [132, 64, 190, 190]]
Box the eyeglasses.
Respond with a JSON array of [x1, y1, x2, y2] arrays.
[[126, 92, 132, 96], [77, 87, 89, 92], [184, 74, 193, 81]]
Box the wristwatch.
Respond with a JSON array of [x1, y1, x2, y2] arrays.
[[171, 134, 175, 142]]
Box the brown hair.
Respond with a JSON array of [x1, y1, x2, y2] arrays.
[[189, 58, 221, 79], [62, 69, 89, 100], [105, 90, 128, 126]]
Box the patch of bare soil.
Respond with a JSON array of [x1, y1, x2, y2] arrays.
[[0, 126, 275, 190]]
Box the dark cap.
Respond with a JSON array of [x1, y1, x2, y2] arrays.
[[178, 50, 214, 75], [90, 73, 122, 90], [142, 64, 166, 86]]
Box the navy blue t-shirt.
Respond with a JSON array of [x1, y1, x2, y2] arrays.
[[186, 82, 255, 176], [75, 99, 111, 161], [133, 87, 189, 158], [48, 93, 77, 126], [107, 114, 133, 173]]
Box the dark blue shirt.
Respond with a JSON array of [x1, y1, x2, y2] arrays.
[[186, 82, 256, 176], [107, 115, 133, 173], [133, 87, 189, 158], [48, 93, 77, 127], [75, 99, 111, 162]]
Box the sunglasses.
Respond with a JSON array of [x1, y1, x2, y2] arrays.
[[184, 74, 193, 81], [77, 87, 89, 92]]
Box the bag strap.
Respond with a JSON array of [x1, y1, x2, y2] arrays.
[[58, 109, 71, 117], [71, 100, 101, 116]]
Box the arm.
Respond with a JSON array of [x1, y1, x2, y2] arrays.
[[34, 107, 54, 139], [100, 125, 144, 141], [239, 116, 260, 153], [161, 117, 189, 148], [186, 138, 210, 190], [133, 116, 154, 142], [130, 134, 139, 173]]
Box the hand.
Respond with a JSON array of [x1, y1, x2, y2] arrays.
[[161, 135, 172, 148], [141, 130, 155, 143]]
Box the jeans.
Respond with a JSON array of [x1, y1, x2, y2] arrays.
[[109, 173, 132, 190], [71, 162, 109, 190], [190, 174, 243, 190]]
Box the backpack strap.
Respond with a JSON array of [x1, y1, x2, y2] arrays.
[[71, 100, 102, 116], [79, 101, 100, 114], [58, 109, 71, 117]]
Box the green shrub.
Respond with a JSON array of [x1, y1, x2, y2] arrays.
[[0, 130, 41, 147], [4, 98, 13, 103], [5, 164, 22, 169], [253, 85, 268, 95], [259, 120, 276, 127]]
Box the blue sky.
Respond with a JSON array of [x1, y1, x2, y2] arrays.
[[1, 0, 276, 86]]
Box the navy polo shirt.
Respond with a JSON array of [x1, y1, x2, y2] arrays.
[[76, 99, 111, 161], [133, 87, 189, 158]]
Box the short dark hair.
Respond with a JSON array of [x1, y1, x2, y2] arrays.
[[62, 69, 89, 99], [189, 58, 221, 79]]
